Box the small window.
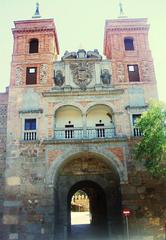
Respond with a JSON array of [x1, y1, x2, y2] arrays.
[[26, 67, 37, 85], [124, 38, 134, 51], [24, 119, 36, 130], [132, 114, 141, 125], [29, 39, 39, 53], [128, 64, 140, 82], [24, 119, 36, 141]]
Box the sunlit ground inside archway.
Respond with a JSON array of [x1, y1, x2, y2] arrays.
[[71, 211, 91, 225]]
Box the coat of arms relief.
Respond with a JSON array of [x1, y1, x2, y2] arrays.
[[70, 62, 95, 90]]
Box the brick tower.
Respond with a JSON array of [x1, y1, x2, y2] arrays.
[[3, 17, 59, 240]]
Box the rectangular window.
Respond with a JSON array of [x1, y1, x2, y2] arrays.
[[26, 67, 37, 85], [24, 119, 36, 130], [124, 38, 134, 51], [128, 64, 140, 82], [24, 119, 37, 141], [132, 114, 141, 125]]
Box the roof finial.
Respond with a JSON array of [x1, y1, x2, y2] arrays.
[[119, 2, 124, 16], [32, 2, 41, 18], [118, 1, 127, 18]]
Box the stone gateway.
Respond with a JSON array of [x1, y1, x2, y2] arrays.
[[0, 9, 165, 240]]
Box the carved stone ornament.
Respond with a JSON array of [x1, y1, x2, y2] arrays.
[[40, 64, 48, 84], [117, 62, 125, 82], [101, 69, 111, 84], [15, 66, 24, 85], [70, 62, 94, 90], [140, 62, 150, 81], [54, 70, 65, 86]]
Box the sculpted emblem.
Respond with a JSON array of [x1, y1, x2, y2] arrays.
[[70, 62, 94, 90]]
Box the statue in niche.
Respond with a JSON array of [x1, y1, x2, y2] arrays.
[[54, 70, 65, 86], [101, 69, 111, 84]]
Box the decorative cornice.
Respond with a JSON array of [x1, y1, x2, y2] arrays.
[[42, 136, 128, 145], [106, 26, 149, 32], [125, 105, 148, 110], [42, 88, 124, 97], [19, 109, 43, 114], [12, 27, 55, 34]]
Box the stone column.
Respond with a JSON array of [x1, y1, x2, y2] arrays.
[[82, 113, 87, 138]]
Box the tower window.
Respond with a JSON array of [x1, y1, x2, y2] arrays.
[[26, 67, 37, 85], [29, 39, 39, 53], [128, 64, 140, 82], [124, 38, 134, 51]]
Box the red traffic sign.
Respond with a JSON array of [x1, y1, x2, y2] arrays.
[[123, 208, 131, 217]]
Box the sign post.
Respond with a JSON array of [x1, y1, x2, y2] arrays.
[[123, 208, 131, 240]]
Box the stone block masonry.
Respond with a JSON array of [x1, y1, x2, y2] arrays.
[[0, 90, 8, 239]]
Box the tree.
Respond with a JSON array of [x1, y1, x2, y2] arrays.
[[135, 101, 166, 178]]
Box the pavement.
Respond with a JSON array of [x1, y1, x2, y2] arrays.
[[69, 211, 109, 240]]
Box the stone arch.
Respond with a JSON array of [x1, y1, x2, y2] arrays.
[[54, 105, 83, 129], [85, 103, 114, 130], [85, 102, 115, 115], [52, 149, 124, 239], [46, 146, 127, 186], [54, 103, 83, 116]]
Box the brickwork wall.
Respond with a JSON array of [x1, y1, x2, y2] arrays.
[[0, 91, 8, 238]]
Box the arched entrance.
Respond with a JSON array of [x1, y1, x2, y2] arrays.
[[53, 152, 123, 239]]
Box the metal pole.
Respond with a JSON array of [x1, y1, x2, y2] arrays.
[[125, 215, 130, 240]]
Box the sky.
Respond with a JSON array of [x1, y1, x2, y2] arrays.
[[0, 0, 166, 102]]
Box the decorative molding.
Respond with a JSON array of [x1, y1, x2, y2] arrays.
[[42, 88, 124, 97], [117, 62, 125, 82], [19, 109, 43, 114], [40, 64, 48, 84], [15, 66, 24, 86], [125, 105, 148, 111]]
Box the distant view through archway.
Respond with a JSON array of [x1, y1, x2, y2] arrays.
[[71, 190, 91, 225]]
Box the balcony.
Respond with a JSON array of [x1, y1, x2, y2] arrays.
[[133, 127, 143, 137], [54, 126, 115, 140], [24, 130, 37, 141]]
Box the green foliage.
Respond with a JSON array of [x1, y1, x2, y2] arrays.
[[135, 101, 166, 178]]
